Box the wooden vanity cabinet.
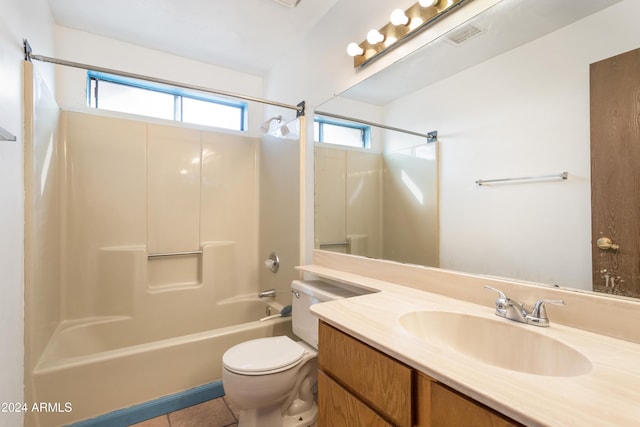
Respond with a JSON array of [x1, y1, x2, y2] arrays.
[[318, 321, 522, 427], [318, 320, 412, 427], [416, 373, 523, 427], [317, 371, 393, 427]]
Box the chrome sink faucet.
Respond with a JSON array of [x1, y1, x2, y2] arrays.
[[484, 286, 564, 327]]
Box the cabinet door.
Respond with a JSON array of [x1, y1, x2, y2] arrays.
[[318, 371, 392, 427], [318, 322, 412, 427], [416, 373, 522, 427]]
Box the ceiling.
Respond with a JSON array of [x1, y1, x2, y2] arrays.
[[47, 0, 339, 76], [48, 0, 623, 101]]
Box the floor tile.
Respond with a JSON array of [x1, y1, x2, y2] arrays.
[[222, 396, 239, 421], [128, 414, 170, 427], [168, 398, 236, 427]]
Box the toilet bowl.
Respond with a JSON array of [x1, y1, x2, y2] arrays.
[[223, 336, 317, 427], [222, 280, 366, 427]]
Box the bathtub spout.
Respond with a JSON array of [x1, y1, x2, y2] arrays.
[[258, 289, 276, 298]]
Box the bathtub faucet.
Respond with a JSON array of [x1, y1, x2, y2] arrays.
[[258, 289, 276, 298]]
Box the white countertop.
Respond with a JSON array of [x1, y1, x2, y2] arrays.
[[304, 265, 640, 427]]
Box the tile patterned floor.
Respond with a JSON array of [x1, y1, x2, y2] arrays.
[[129, 397, 239, 427]]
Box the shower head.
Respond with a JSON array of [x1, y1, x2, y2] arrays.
[[260, 115, 283, 133]]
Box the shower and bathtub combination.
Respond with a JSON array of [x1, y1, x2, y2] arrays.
[[23, 61, 303, 426]]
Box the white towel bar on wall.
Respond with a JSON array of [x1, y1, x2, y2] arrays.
[[475, 172, 568, 186]]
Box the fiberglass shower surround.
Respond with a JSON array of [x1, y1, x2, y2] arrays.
[[22, 44, 306, 425]]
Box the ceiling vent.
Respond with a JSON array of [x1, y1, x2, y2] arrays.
[[445, 23, 485, 46], [272, 0, 301, 7]]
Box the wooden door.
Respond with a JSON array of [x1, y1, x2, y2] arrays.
[[590, 48, 640, 297]]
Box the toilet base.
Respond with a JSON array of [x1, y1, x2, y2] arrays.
[[237, 403, 316, 427], [283, 401, 317, 427]]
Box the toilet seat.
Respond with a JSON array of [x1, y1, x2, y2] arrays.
[[223, 336, 306, 375]]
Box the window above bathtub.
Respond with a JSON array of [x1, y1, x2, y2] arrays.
[[87, 71, 248, 131], [314, 116, 371, 149]]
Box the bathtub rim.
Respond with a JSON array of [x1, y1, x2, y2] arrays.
[[35, 302, 290, 374]]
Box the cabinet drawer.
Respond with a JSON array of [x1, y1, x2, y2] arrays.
[[318, 370, 392, 427], [318, 321, 412, 427], [429, 380, 522, 427]]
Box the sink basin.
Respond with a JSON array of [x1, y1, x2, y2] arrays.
[[399, 310, 591, 377]]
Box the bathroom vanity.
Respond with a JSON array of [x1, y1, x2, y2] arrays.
[[302, 251, 640, 427], [318, 321, 519, 426]]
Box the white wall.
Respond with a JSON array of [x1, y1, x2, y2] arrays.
[[0, 0, 55, 424], [384, 0, 640, 290]]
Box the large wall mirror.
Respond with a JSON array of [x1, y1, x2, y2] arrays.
[[314, 0, 640, 299]]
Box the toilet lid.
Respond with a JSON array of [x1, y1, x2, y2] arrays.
[[223, 336, 305, 375]]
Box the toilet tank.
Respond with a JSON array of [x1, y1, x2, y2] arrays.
[[291, 279, 368, 349]]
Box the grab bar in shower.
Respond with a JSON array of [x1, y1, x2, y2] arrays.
[[319, 241, 350, 248], [475, 172, 568, 186], [147, 250, 202, 258]]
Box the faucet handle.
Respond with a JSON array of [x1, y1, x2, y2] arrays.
[[531, 299, 565, 317], [527, 299, 565, 327], [484, 285, 510, 316], [484, 285, 508, 303]]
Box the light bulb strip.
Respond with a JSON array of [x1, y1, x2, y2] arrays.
[[350, 0, 472, 68]]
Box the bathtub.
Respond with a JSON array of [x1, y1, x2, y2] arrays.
[[30, 298, 293, 427]]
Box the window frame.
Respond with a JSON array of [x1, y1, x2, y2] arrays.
[[87, 71, 248, 131], [314, 116, 371, 149]]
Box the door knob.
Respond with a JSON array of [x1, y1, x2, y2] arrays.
[[596, 237, 619, 251]]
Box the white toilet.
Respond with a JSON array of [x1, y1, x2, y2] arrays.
[[222, 279, 364, 427]]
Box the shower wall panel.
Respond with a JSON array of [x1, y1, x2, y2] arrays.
[[61, 112, 261, 321], [314, 147, 347, 252], [147, 124, 201, 254], [63, 112, 147, 319], [23, 62, 62, 370], [314, 146, 382, 258], [346, 150, 382, 258], [201, 132, 259, 298], [382, 144, 439, 267], [259, 135, 301, 302]]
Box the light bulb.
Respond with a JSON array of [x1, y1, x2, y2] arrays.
[[409, 17, 424, 30], [385, 36, 397, 47], [390, 9, 409, 26], [347, 42, 364, 57], [366, 29, 384, 44], [418, 0, 439, 6]]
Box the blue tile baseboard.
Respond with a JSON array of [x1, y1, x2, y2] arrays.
[[66, 381, 225, 427]]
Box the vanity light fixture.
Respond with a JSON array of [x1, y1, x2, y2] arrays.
[[347, 0, 471, 67]]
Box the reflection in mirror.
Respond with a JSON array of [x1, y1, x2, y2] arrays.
[[314, 114, 438, 267], [314, 0, 640, 298]]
